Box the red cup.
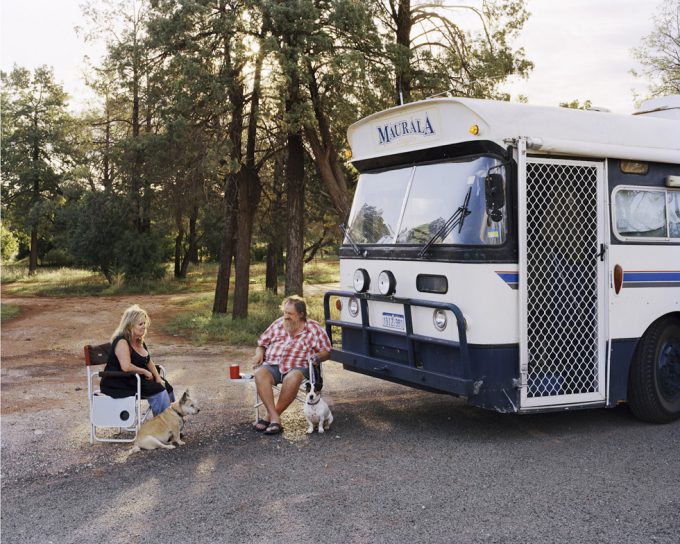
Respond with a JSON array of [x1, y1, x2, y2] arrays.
[[229, 364, 240, 379]]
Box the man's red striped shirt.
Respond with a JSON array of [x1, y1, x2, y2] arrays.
[[257, 317, 331, 374]]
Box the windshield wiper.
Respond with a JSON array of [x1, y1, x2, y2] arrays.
[[339, 223, 364, 256], [418, 187, 472, 258]]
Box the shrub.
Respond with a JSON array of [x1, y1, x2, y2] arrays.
[[0, 223, 19, 262], [43, 248, 75, 266]]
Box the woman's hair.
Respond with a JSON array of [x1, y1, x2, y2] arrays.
[[282, 295, 307, 320], [111, 304, 150, 342]]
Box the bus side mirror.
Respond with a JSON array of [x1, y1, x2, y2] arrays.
[[485, 173, 505, 222]]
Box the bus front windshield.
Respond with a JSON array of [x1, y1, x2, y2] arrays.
[[346, 156, 507, 247]]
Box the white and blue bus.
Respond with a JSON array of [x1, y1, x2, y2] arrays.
[[324, 96, 680, 422]]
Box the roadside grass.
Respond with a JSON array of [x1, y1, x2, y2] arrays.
[[1, 262, 226, 297], [164, 260, 337, 345], [1, 259, 338, 298], [1, 303, 20, 322], [2, 258, 340, 344]]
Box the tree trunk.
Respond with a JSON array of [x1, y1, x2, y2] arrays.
[[102, 100, 113, 192], [29, 227, 39, 275], [174, 211, 184, 278], [28, 131, 40, 275], [179, 207, 199, 278], [131, 60, 145, 232], [304, 63, 350, 220], [285, 130, 305, 296], [394, 0, 413, 105], [212, 176, 238, 314], [265, 241, 279, 294], [231, 44, 264, 319], [187, 207, 199, 264], [232, 168, 257, 319], [265, 160, 285, 293]]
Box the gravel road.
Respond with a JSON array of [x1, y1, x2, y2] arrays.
[[2, 294, 679, 543]]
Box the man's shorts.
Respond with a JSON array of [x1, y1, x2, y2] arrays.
[[260, 364, 310, 385]]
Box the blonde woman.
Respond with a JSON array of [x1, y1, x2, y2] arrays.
[[100, 304, 174, 415]]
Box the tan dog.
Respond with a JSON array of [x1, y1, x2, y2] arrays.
[[130, 389, 200, 453]]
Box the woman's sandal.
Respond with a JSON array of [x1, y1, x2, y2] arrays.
[[263, 422, 283, 435], [253, 418, 270, 432]]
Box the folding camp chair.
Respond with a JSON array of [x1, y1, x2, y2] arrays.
[[84, 343, 165, 444], [230, 357, 323, 424]]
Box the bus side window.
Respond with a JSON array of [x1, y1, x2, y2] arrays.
[[668, 191, 680, 239], [614, 188, 668, 238]]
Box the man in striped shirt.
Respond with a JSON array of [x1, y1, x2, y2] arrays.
[[251, 295, 331, 435]]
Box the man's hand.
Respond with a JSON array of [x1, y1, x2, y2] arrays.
[[251, 346, 265, 369]]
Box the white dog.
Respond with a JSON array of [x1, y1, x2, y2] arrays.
[[130, 389, 200, 453], [304, 390, 333, 434]]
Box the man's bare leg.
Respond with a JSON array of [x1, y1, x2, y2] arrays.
[[275, 370, 305, 416], [254, 367, 279, 425]]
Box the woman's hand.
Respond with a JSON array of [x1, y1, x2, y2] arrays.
[[142, 369, 154, 380], [154, 374, 165, 386]]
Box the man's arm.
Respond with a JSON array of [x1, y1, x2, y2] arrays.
[[312, 350, 330, 364], [251, 345, 265, 369], [311, 321, 332, 364]]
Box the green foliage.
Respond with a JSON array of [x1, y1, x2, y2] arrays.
[[0, 66, 75, 271], [632, 0, 680, 97], [0, 222, 19, 262], [62, 190, 171, 284], [63, 191, 128, 282], [42, 248, 75, 266], [559, 99, 593, 110], [117, 229, 171, 282], [374, 0, 533, 104], [25, 0, 536, 315]]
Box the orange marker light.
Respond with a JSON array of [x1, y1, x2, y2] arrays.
[[614, 265, 623, 294]]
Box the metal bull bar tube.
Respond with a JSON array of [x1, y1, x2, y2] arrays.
[[323, 290, 473, 396]]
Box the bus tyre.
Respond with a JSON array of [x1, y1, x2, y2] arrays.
[[628, 317, 680, 423]]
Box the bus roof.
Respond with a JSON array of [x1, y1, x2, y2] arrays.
[[347, 97, 680, 165]]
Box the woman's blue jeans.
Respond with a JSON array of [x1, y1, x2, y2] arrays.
[[147, 389, 175, 416]]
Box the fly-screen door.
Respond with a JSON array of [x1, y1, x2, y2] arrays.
[[519, 156, 607, 408]]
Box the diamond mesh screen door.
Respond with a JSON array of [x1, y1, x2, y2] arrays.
[[519, 155, 607, 408]]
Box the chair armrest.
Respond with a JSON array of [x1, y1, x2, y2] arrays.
[[97, 371, 142, 379]]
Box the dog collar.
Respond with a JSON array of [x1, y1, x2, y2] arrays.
[[306, 398, 321, 406], [171, 405, 183, 416]]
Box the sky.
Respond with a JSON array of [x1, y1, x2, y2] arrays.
[[0, 0, 661, 115]]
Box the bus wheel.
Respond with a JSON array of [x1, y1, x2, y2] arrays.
[[628, 317, 680, 423]]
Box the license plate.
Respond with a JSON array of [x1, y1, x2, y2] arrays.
[[382, 312, 405, 331]]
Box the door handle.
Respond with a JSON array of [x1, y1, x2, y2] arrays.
[[595, 243, 607, 261]]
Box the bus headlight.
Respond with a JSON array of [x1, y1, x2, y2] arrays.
[[433, 309, 447, 331], [348, 297, 360, 317], [353, 268, 370, 292], [378, 270, 396, 296]]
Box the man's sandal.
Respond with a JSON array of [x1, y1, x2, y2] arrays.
[[263, 422, 283, 435], [253, 419, 270, 432]]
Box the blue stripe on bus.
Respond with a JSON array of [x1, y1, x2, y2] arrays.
[[623, 270, 680, 287], [495, 270, 680, 289], [496, 271, 518, 289]]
